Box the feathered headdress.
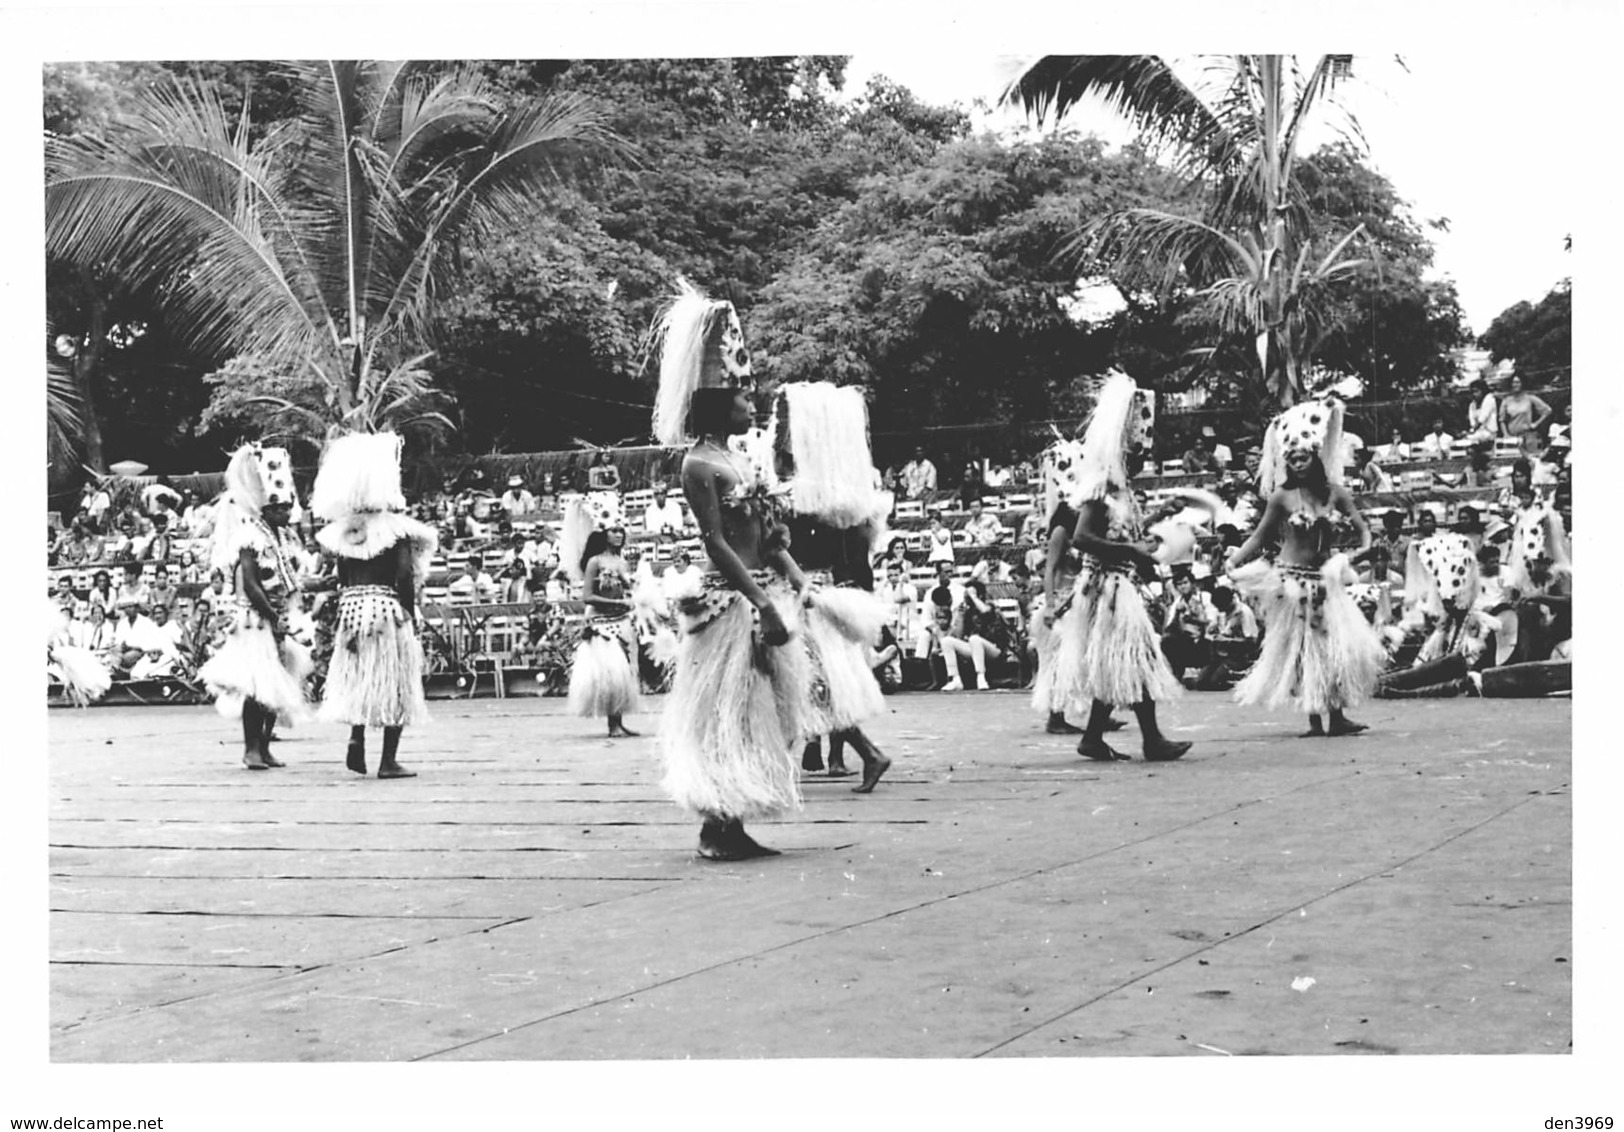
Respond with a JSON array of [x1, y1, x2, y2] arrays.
[[1259, 394, 1345, 496], [558, 492, 627, 585], [310, 431, 437, 580], [778, 381, 888, 530], [1040, 436, 1087, 524], [650, 278, 754, 448], [1074, 370, 1156, 503], [1504, 502, 1572, 593], [1404, 532, 1479, 619], [208, 443, 298, 572]]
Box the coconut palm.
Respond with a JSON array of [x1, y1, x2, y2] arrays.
[[46, 347, 84, 471], [46, 61, 628, 456], [1004, 55, 1370, 405]]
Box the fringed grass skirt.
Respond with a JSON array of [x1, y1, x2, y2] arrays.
[[1231, 555, 1385, 715], [1054, 558, 1180, 710], [803, 584, 887, 734], [319, 586, 429, 728], [567, 615, 640, 719], [50, 645, 112, 706], [1028, 588, 1075, 714], [660, 573, 812, 821], [200, 621, 312, 721]]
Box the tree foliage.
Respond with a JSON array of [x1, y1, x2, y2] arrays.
[[1480, 279, 1571, 384]]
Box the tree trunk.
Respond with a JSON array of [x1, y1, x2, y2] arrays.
[[74, 283, 109, 473]]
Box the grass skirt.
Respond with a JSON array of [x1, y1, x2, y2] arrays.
[[200, 622, 312, 720], [1053, 558, 1180, 710], [660, 575, 812, 820], [319, 586, 428, 728], [1231, 555, 1385, 715], [803, 586, 886, 734], [567, 616, 640, 719], [1027, 588, 1075, 714], [50, 645, 112, 706]]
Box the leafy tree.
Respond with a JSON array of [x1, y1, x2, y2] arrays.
[[1480, 279, 1571, 385], [46, 61, 625, 465], [1004, 54, 1374, 406]]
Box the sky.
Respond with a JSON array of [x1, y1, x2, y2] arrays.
[[841, 51, 1579, 336]]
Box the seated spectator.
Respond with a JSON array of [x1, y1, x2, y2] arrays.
[[497, 558, 532, 604], [954, 578, 1016, 689], [901, 448, 937, 500], [924, 515, 956, 564], [543, 570, 571, 603], [586, 450, 621, 491], [174, 548, 204, 584], [1160, 571, 1216, 684], [662, 548, 704, 603], [1357, 447, 1394, 493], [447, 554, 496, 603], [1181, 435, 1216, 475], [962, 500, 1004, 546], [195, 568, 230, 618], [111, 600, 162, 677], [1376, 429, 1411, 464], [1359, 545, 1405, 588], [1416, 418, 1455, 460], [1193, 582, 1259, 689], [139, 603, 192, 677], [983, 462, 1011, 489], [643, 486, 686, 538], [147, 563, 180, 615], [54, 574, 80, 615], [86, 570, 116, 617], [128, 515, 157, 561], [1506, 546, 1571, 664], [55, 515, 92, 566], [499, 475, 537, 516], [958, 461, 986, 510], [1018, 508, 1047, 546], [114, 563, 151, 611]]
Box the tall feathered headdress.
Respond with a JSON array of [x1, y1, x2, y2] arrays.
[[558, 492, 627, 585], [777, 381, 888, 530], [1504, 501, 1572, 593], [1039, 436, 1087, 524], [208, 443, 298, 571], [1074, 370, 1155, 503], [650, 278, 754, 448], [310, 431, 437, 580], [1259, 394, 1345, 496], [1405, 532, 1480, 619]]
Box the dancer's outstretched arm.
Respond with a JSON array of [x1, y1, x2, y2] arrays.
[[1226, 493, 1288, 570]]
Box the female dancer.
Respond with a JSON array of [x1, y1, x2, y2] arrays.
[[776, 379, 893, 793], [563, 500, 640, 739], [1030, 439, 1088, 734], [651, 279, 813, 860], [198, 444, 313, 769], [1226, 395, 1385, 737], [1053, 371, 1190, 762], [310, 431, 438, 779]]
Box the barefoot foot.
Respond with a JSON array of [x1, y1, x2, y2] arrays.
[[1102, 716, 1128, 732], [1045, 716, 1084, 735], [377, 763, 417, 779], [243, 750, 268, 770], [852, 752, 891, 794], [260, 751, 286, 768], [346, 741, 367, 776], [1143, 737, 1193, 762], [697, 819, 780, 860], [824, 763, 857, 779], [1327, 718, 1369, 737], [608, 725, 640, 738], [1078, 738, 1128, 762]]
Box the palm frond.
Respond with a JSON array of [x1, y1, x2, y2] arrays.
[[1067, 207, 1248, 293], [47, 352, 84, 469]]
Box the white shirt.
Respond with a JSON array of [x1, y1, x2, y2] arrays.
[[964, 513, 1004, 546], [925, 527, 956, 563], [662, 563, 703, 603], [644, 498, 686, 536], [1377, 440, 1411, 463], [982, 465, 1010, 488], [500, 489, 537, 515], [1212, 442, 1233, 468], [448, 570, 496, 602], [1417, 430, 1455, 459], [113, 613, 161, 653], [1468, 393, 1498, 439]]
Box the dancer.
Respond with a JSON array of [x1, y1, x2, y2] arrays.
[[776, 380, 893, 793], [309, 431, 437, 779], [197, 444, 313, 769], [1053, 371, 1191, 762], [561, 494, 640, 738], [1226, 394, 1385, 736], [47, 601, 112, 706], [651, 279, 813, 860]]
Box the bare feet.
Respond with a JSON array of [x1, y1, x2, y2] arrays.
[[852, 752, 891, 794], [1102, 716, 1128, 732], [1327, 717, 1369, 737], [1045, 715, 1084, 735], [346, 740, 367, 776], [608, 725, 639, 738], [1143, 737, 1192, 762], [260, 750, 286, 768], [377, 763, 417, 779], [697, 818, 780, 861], [242, 750, 268, 770], [825, 763, 857, 779], [1078, 738, 1131, 762], [801, 742, 825, 772]]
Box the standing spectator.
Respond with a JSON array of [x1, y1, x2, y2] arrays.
[[447, 554, 496, 603], [962, 500, 1004, 546], [1464, 377, 1498, 445], [499, 475, 537, 516], [1416, 418, 1455, 460], [643, 485, 686, 538], [586, 450, 621, 491], [957, 460, 985, 510], [84, 480, 112, 532], [901, 447, 937, 500], [1547, 401, 1572, 447], [142, 479, 182, 522], [1498, 372, 1553, 456], [924, 515, 956, 564], [147, 563, 180, 616]]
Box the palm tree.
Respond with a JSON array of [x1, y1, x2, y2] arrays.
[[1004, 55, 1370, 406], [46, 61, 627, 458]]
